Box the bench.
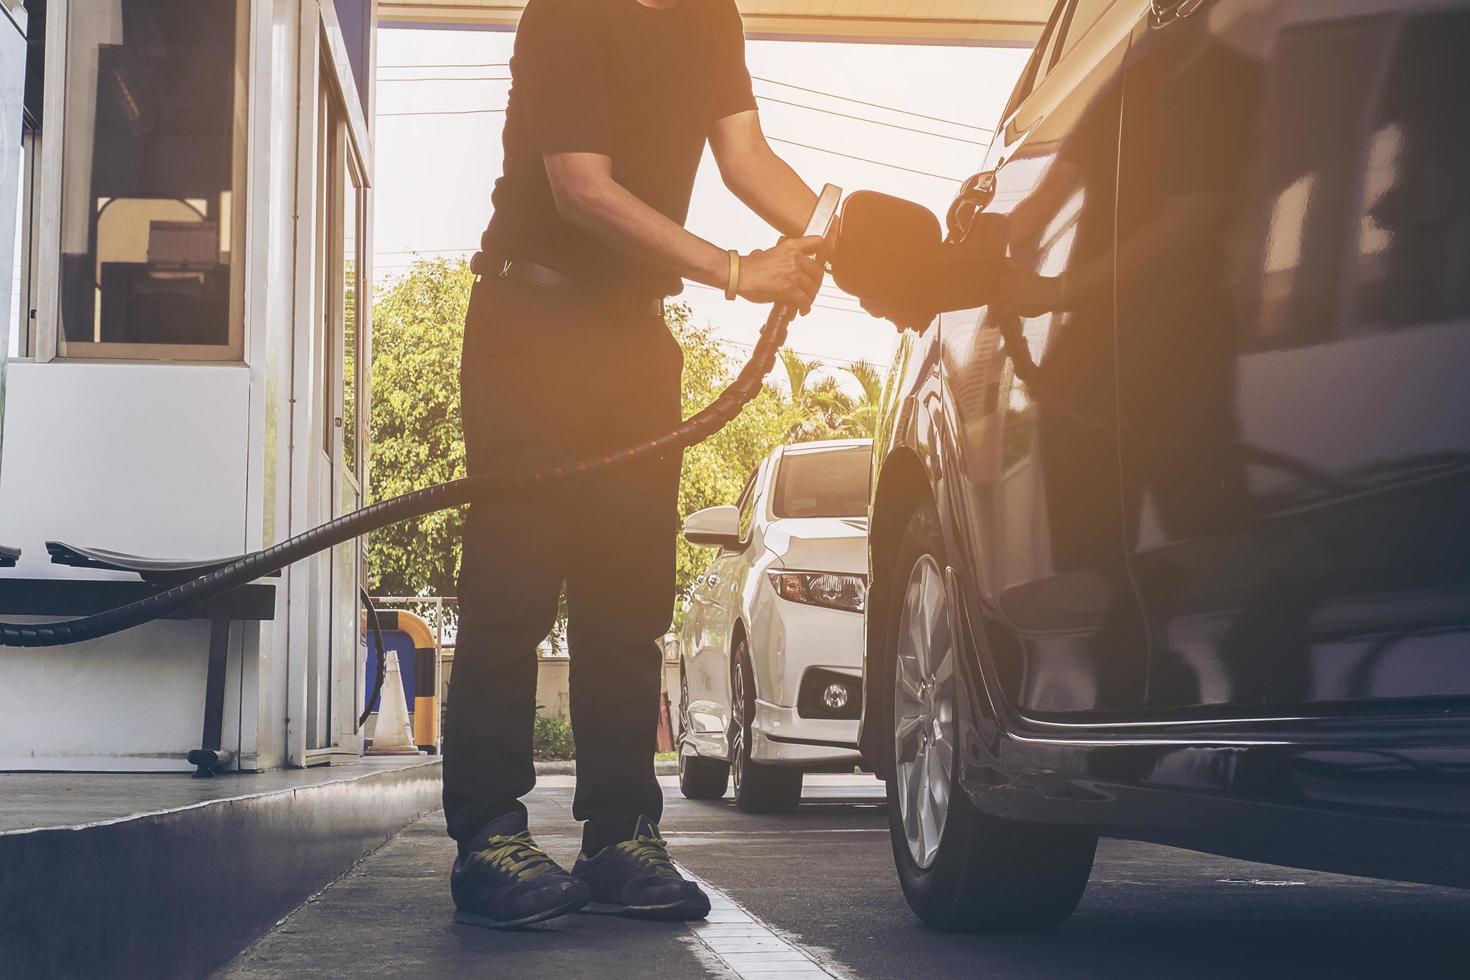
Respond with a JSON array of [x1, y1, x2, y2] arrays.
[[0, 542, 278, 776]]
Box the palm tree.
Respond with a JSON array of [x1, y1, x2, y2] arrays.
[[780, 349, 837, 441], [778, 349, 886, 441], [835, 360, 884, 438]]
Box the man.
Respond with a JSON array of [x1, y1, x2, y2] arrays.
[[446, 0, 825, 929]]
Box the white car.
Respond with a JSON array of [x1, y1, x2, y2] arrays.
[[676, 438, 871, 812]]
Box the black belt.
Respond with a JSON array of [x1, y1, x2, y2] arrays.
[[470, 251, 664, 317]]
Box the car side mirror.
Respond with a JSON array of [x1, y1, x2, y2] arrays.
[[829, 191, 943, 311], [683, 505, 741, 549]]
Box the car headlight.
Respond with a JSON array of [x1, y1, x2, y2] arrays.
[[767, 571, 867, 613]]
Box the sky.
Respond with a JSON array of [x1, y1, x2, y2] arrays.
[[372, 26, 1027, 384]]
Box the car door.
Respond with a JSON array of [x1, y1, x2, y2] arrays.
[[1116, 0, 1470, 712], [940, 0, 1147, 714]]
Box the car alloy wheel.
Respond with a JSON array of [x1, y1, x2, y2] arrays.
[[731, 647, 750, 796], [730, 638, 802, 813], [881, 500, 1096, 932], [893, 553, 956, 870], [678, 661, 730, 800]]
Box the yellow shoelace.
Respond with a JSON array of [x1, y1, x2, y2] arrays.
[[615, 830, 681, 879], [473, 831, 559, 881]]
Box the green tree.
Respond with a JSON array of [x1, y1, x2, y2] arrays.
[[367, 257, 474, 597], [669, 307, 790, 610]]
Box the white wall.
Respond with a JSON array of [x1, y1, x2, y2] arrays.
[[0, 363, 251, 566], [0, 362, 252, 770]]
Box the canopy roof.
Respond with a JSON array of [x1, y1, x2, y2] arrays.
[[379, 0, 1052, 46]]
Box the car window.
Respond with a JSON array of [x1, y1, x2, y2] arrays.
[[1002, 0, 1071, 120], [1053, 0, 1115, 67], [771, 447, 872, 520]]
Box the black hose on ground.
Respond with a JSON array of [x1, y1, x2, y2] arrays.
[[0, 304, 795, 647]]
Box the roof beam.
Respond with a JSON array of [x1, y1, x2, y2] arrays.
[[379, 1, 1048, 46]]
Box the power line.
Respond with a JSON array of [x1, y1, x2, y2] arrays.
[[374, 246, 476, 256], [712, 336, 873, 367], [683, 279, 848, 301], [752, 75, 994, 134], [379, 107, 506, 117], [756, 95, 987, 146], [376, 82, 981, 148], [681, 281, 868, 318], [379, 62, 509, 70], [379, 75, 511, 84], [373, 106, 963, 180], [767, 136, 962, 182]]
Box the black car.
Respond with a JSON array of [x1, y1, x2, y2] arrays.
[[860, 0, 1470, 931]]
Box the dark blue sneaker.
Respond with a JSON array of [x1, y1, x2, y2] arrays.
[[451, 811, 590, 929], [572, 816, 711, 920]]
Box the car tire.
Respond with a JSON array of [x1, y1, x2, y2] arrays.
[[730, 637, 803, 814], [678, 663, 730, 800], [883, 500, 1097, 932]]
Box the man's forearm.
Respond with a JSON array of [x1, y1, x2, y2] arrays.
[[550, 164, 730, 288], [544, 149, 824, 310], [724, 144, 817, 238]]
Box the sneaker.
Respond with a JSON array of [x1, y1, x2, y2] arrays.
[[572, 816, 711, 920], [451, 811, 590, 929]]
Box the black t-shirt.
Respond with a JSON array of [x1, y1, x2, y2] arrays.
[[484, 0, 756, 296]]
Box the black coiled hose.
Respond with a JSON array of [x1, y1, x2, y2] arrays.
[[0, 305, 795, 647]]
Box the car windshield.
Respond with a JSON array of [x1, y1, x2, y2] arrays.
[[771, 447, 871, 519]]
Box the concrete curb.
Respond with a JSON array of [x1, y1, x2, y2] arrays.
[[0, 760, 442, 980]]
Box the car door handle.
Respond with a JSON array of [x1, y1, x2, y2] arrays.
[[946, 170, 997, 243], [706, 574, 719, 588]]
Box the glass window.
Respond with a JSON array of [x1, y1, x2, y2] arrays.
[[57, 0, 246, 359], [1350, 12, 1470, 335], [342, 176, 360, 477], [771, 447, 872, 520], [5, 134, 26, 359], [6, 0, 43, 359]]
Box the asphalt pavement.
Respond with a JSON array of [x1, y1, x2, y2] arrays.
[[218, 774, 1470, 979]]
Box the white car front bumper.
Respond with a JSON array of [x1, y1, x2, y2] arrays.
[[750, 700, 862, 767]]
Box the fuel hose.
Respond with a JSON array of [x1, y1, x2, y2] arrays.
[[0, 299, 790, 647], [0, 186, 844, 648]]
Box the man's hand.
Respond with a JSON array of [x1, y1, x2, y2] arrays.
[[738, 236, 825, 314]]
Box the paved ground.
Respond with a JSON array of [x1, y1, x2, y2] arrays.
[[219, 775, 1470, 979]]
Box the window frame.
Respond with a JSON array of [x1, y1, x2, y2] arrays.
[[1051, 0, 1117, 70], [1001, 0, 1072, 123], [300, 0, 375, 763], [318, 3, 373, 492], [38, 0, 252, 362], [734, 462, 762, 549]]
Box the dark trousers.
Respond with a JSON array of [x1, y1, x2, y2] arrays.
[[444, 275, 683, 854]]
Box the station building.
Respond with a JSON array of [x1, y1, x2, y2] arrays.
[[0, 0, 1047, 775], [0, 0, 377, 771]]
